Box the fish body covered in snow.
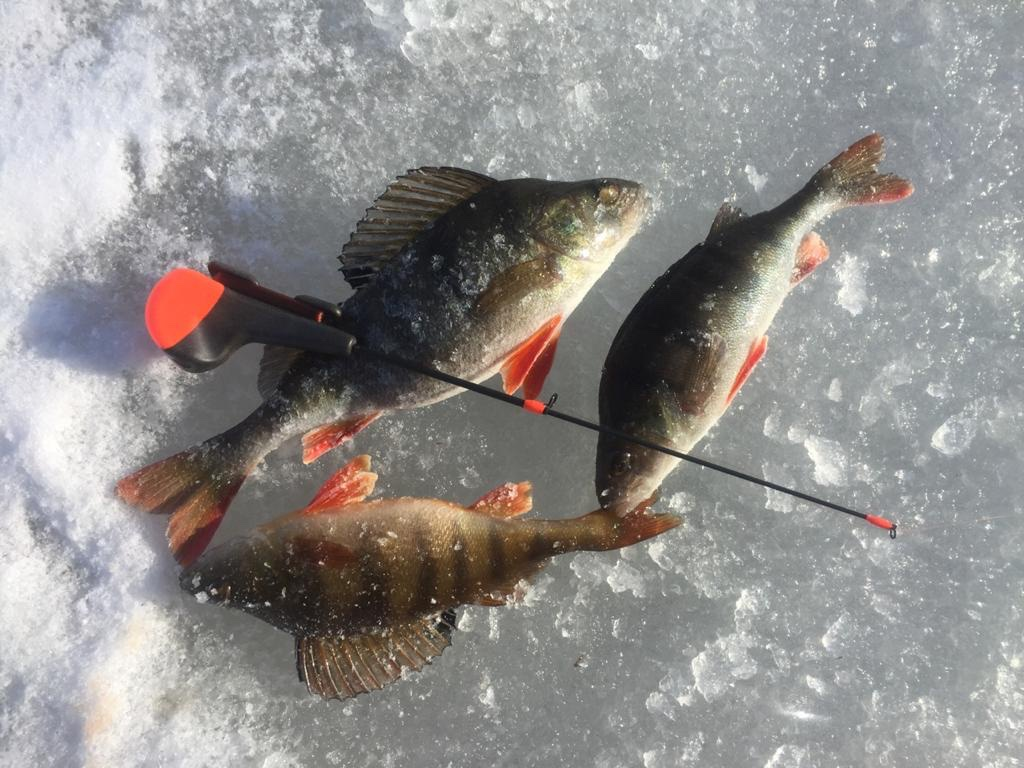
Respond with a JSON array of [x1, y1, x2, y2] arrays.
[[595, 134, 913, 512], [181, 455, 679, 700], [120, 169, 648, 564]]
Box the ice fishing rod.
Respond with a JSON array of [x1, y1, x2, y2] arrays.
[[144, 263, 897, 538]]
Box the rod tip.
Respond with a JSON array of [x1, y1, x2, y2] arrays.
[[865, 514, 897, 538]]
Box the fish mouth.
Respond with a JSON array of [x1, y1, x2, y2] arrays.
[[609, 182, 650, 234]]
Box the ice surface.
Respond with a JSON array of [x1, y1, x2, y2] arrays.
[[2, 0, 1022, 766]]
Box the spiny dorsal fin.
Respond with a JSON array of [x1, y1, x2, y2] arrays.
[[303, 454, 378, 514], [257, 345, 302, 400], [469, 481, 533, 518], [707, 202, 747, 238], [339, 167, 496, 291], [296, 610, 458, 700]]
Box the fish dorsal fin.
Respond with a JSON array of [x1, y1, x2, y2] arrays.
[[257, 345, 302, 400], [339, 167, 497, 291], [296, 610, 458, 699], [469, 481, 533, 518], [707, 202, 747, 238], [302, 455, 378, 515]]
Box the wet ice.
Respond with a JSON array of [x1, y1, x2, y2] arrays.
[[2, 0, 1022, 766]]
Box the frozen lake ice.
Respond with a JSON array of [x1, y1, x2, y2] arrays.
[[1, 1, 1021, 766]]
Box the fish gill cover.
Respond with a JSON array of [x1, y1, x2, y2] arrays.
[[0, 1, 1021, 767]]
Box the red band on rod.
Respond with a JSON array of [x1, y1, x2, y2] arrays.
[[522, 399, 546, 414], [865, 514, 894, 531]]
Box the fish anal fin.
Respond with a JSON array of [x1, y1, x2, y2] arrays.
[[296, 612, 458, 700], [726, 335, 768, 405], [791, 231, 830, 286], [290, 537, 358, 570], [258, 345, 302, 399], [474, 566, 544, 607], [707, 202, 747, 239], [663, 332, 727, 416], [302, 413, 382, 464], [500, 316, 563, 396], [303, 455, 378, 514], [469, 481, 533, 518], [339, 167, 496, 291]]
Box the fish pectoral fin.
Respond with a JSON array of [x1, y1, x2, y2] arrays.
[[726, 336, 768, 405], [707, 202, 747, 239], [338, 167, 496, 291], [301, 412, 382, 464], [303, 455, 378, 514], [662, 332, 728, 416], [475, 566, 545, 607], [469, 481, 533, 518], [499, 315, 563, 396], [473, 257, 564, 317], [475, 594, 508, 607], [296, 611, 458, 700], [257, 345, 303, 399], [791, 231, 830, 286], [290, 537, 359, 570]]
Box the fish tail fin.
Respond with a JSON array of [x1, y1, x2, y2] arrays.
[[116, 422, 263, 566], [584, 497, 682, 551], [808, 133, 914, 208]]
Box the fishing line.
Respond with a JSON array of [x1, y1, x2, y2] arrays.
[[356, 345, 898, 537], [145, 264, 898, 538]]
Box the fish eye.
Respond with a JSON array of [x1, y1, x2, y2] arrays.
[[609, 451, 632, 477], [598, 183, 621, 205]]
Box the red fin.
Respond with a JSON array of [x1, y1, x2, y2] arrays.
[[291, 537, 358, 570], [812, 133, 914, 206], [469, 481, 533, 519], [117, 442, 252, 566], [301, 413, 381, 464], [500, 316, 562, 396], [614, 498, 682, 547], [726, 336, 768, 405], [303, 455, 378, 514], [522, 329, 560, 400], [791, 231, 830, 286]]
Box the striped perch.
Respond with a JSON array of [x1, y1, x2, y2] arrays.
[[180, 455, 679, 700]]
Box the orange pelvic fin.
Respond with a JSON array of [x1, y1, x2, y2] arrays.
[[296, 611, 457, 700], [726, 335, 768, 405], [302, 455, 378, 514], [791, 231, 830, 286], [301, 412, 381, 464], [469, 481, 533, 518], [500, 316, 562, 396]]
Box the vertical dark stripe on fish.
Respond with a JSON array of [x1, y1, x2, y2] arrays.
[[487, 523, 506, 582], [415, 523, 438, 609], [452, 518, 470, 603]]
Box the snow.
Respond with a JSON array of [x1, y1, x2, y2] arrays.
[[1, 1, 1022, 766]]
